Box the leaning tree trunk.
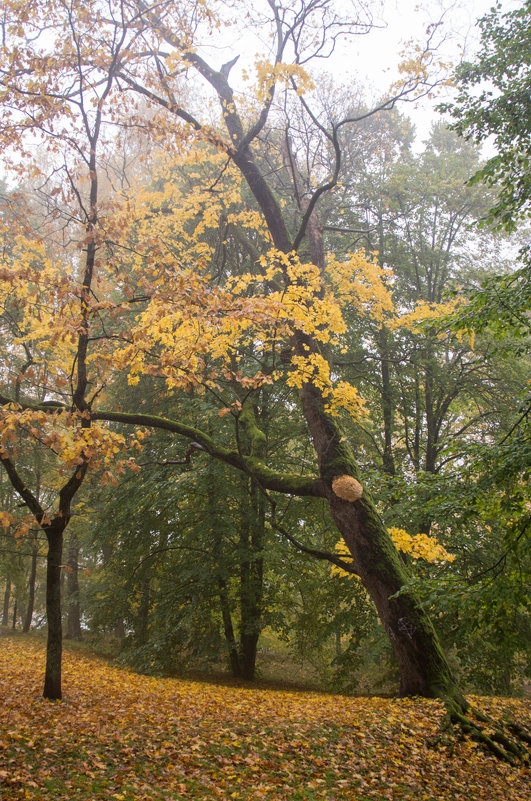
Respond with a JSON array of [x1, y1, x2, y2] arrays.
[[288, 206, 465, 702], [300, 379, 464, 702]]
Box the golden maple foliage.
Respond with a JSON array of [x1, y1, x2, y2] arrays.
[[102, 153, 392, 422], [0, 131, 466, 488], [0, 635, 528, 801], [332, 527, 455, 579]]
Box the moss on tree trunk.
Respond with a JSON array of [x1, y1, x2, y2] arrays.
[[301, 381, 465, 703]]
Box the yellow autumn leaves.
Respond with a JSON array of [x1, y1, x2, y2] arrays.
[[0, 404, 145, 475], [91, 152, 386, 419], [100, 144, 462, 421], [387, 526, 456, 563], [0, 143, 464, 430], [332, 528, 454, 579], [252, 60, 316, 103], [2, 636, 528, 801]]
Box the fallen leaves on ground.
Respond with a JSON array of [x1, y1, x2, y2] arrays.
[[0, 636, 528, 800]]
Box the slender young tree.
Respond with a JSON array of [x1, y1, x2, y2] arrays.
[[0, 0, 141, 698]]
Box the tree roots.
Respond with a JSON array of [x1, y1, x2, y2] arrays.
[[441, 699, 531, 765]]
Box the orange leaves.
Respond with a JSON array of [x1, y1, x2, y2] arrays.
[[0, 636, 529, 801], [0, 507, 47, 541], [0, 406, 50, 455], [0, 510, 13, 529]]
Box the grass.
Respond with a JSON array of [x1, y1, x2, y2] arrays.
[[0, 631, 529, 800]]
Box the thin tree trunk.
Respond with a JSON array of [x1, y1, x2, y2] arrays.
[[23, 546, 38, 633], [379, 327, 396, 477], [413, 371, 421, 470], [239, 478, 264, 681], [218, 577, 241, 678], [65, 531, 82, 640], [237, 405, 266, 682], [205, 460, 242, 677], [135, 571, 150, 646], [419, 344, 442, 535], [2, 576, 10, 626], [424, 356, 438, 476], [12, 599, 17, 630]]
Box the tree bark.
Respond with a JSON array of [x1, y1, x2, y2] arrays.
[[23, 545, 38, 633], [239, 478, 264, 681], [43, 528, 63, 700], [65, 531, 82, 640], [218, 577, 242, 678], [300, 379, 464, 701], [2, 576, 10, 626]]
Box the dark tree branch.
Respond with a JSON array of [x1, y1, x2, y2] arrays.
[[267, 494, 359, 575]]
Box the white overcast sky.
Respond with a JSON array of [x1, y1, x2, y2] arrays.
[[216, 0, 520, 142], [332, 0, 520, 139]]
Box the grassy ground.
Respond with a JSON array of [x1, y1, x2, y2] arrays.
[[0, 633, 528, 800]]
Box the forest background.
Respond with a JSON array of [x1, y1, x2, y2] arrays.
[[0, 0, 529, 739]]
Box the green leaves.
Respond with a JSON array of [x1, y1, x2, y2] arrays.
[[441, 1, 531, 232]]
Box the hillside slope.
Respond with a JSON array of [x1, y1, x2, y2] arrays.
[[0, 635, 528, 800]]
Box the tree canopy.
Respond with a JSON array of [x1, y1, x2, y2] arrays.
[[0, 0, 529, 765]]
